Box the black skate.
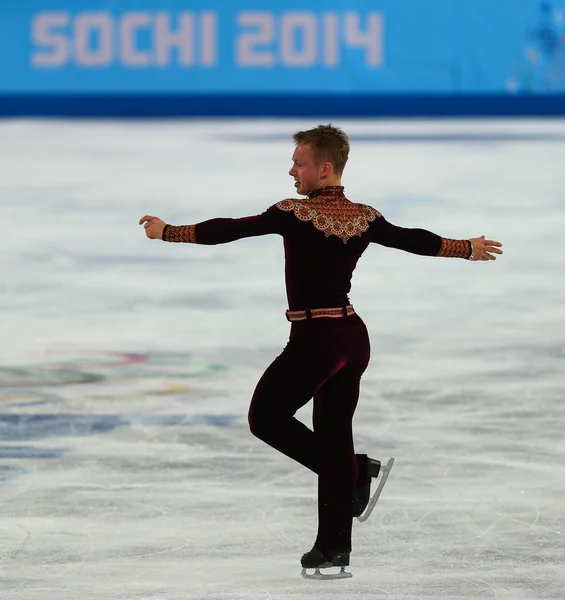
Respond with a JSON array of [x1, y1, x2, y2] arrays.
[[354, 456, 381, 517], [355, 457, 395, 522], [301, 546, 352, 580]]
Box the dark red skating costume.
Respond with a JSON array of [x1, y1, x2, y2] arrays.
[[162, 186, 470, 563]]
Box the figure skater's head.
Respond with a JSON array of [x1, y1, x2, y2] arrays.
[[289, 124, 350, 196]]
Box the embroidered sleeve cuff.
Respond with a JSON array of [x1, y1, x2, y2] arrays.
[[162, 224, 197, 243], [436, 238, 472, 259]]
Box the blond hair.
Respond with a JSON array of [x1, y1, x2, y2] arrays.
[[292, 124, 350, 176]]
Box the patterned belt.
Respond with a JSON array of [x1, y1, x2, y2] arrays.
[[285, 305, 356, 322]]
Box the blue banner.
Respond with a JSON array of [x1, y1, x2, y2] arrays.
[[1, 0, 565, 94]]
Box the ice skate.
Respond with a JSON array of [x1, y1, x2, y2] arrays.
[[356, 457, 395, 522], [300, 546, 352, 580], [354, 456, 381, 517]]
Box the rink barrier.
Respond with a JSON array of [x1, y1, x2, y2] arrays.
[[1, 94, 565, 117], [3, 3, 565, 116]]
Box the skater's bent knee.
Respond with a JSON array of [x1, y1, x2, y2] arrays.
[[248, 406, 282, 440], [247, 408, 268, 439]]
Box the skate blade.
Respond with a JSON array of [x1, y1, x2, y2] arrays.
[[357, 457, 395, 523], [301, 566, 352, 580]]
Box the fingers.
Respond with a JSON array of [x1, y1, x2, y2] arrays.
[[139, 215, 165, 240], [480, 247, 501, 261], [140, 215, 160, 238], [485, 242, 503, 260], [471, 236, 503, 262]]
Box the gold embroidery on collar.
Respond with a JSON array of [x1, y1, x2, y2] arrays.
[[276, 198, 381, 243]]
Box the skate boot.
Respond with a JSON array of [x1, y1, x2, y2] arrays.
[[300, 546, 352, 580], [354, 456, 395, 522], [353, 456, 381, 517]]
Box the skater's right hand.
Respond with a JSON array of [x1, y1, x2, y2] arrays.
[[140, 215, 166, 240]]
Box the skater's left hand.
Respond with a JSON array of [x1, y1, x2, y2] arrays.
[[140, 215, 166, 239], [469, 235, 503, 261]]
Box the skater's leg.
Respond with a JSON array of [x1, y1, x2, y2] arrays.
[[248, 336, 343, 472], [312, 364, 364, 554], [248, 317, 371, 494]]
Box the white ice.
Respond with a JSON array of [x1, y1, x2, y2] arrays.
[[1, 118, 565, 599]]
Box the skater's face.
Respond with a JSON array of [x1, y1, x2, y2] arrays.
[[289, 143, 332, 196]]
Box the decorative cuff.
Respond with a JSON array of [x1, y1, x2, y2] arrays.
[[162, 224, 197, 243], [436, 238, 472, 259]]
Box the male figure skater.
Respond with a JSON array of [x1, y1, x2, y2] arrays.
[[140, 125, 503, 578]]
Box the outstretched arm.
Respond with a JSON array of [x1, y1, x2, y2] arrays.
[[140, 206, 282, 245], [370, 214, 502, 261]]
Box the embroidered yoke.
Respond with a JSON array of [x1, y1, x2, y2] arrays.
[[162, 186, 471, 310]]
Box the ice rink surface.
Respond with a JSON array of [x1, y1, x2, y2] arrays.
[[1, 118, 564, 599]]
